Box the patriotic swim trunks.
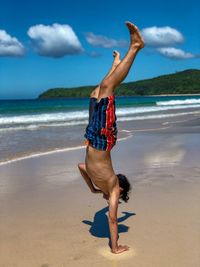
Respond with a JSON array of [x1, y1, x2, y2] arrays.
[[84, 95, 117, 151]]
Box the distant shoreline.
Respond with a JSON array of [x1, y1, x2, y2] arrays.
[[150, 93, 200, 96], [1, 93, 200, 101], [116, 93, 200, 97], [37, 93, 200, 100], [38, 69, 200, 99], [38, 93, 200, 100]]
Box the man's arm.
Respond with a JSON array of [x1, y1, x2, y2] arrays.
[[108, 188, 129, 254], [78, 163, 102, 193], [90, 51, 121, 97]]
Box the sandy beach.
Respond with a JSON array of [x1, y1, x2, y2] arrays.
[[1, 113, 200, 267]]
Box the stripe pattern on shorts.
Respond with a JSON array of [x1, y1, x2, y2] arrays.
[[84, 95, 117, 151]]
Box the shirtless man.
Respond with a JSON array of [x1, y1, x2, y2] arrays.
[[78, 21, 144, 254]]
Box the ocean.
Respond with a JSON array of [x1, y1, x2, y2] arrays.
[[1, 95, 200, 165]]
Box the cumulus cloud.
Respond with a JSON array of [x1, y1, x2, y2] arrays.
[[84, 32, 128, 48], [27, 23, 84, 58], [141, 26, 184, 47], [141, 25, 199, 60], [0, 29, 25, 56], [157, 47, 197, 59]]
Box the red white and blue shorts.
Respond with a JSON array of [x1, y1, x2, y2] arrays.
[[84, 95, 117, 151]]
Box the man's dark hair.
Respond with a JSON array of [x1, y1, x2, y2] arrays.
[[116, 174, 131, 203]]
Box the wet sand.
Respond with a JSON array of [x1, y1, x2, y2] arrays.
[[0, 114, 200, 267]]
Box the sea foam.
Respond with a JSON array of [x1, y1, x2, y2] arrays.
[[156, 98, 200, 106], [0, 103, 200, 131]]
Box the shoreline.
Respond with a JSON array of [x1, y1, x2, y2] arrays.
[[0, 135, 133, 167], [36, 93, 200, 100], [38, 93, 200, 100], [1, 93, 200, 101], [1, 106, 200, 166]]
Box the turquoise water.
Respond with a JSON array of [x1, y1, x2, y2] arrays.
[[0, 95, 200, 164], [1, 95, 200, 116]]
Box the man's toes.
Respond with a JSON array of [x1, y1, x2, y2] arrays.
[[113, 50, 119, 56]]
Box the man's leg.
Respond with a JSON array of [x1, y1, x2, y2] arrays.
[[98, 22, 144, 97], [90, 51, 121, 98], [104, 51, 121, 79]]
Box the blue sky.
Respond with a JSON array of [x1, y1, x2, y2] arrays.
[[0, 0, 199, 99]]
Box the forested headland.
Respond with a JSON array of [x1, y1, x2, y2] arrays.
[[38, 69, 200, 99]]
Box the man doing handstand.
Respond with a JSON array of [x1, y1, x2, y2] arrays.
[[78, 21, 144, 254]]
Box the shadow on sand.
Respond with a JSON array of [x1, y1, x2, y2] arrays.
[[82, 206, 135, 247]]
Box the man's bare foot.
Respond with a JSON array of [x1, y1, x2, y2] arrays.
[[113, 50, 121, 66], [125, 21, 145, 50]]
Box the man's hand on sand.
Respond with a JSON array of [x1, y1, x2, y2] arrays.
[[111, 245, 130, 254]]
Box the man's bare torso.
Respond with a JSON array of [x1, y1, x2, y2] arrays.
[[85, 145, 117, 195]]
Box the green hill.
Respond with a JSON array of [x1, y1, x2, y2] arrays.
[[38, 69, 200, 99]]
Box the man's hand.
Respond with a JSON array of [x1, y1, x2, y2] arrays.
[[111, 245, 129, 254]]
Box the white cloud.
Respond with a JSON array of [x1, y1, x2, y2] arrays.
[[27, 23, 84, 58], [0, 29, 25, 56], [157, 47, 196, 59], [84, 32, 128, 48], [141, 26, 184, 47]]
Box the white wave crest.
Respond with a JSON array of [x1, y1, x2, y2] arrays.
[[117, 110, 200, 121], [157, 98, 200, 106], [0, 120, 88, 132], [0, 110, 88, 125], [0, 103, 200, 129]]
